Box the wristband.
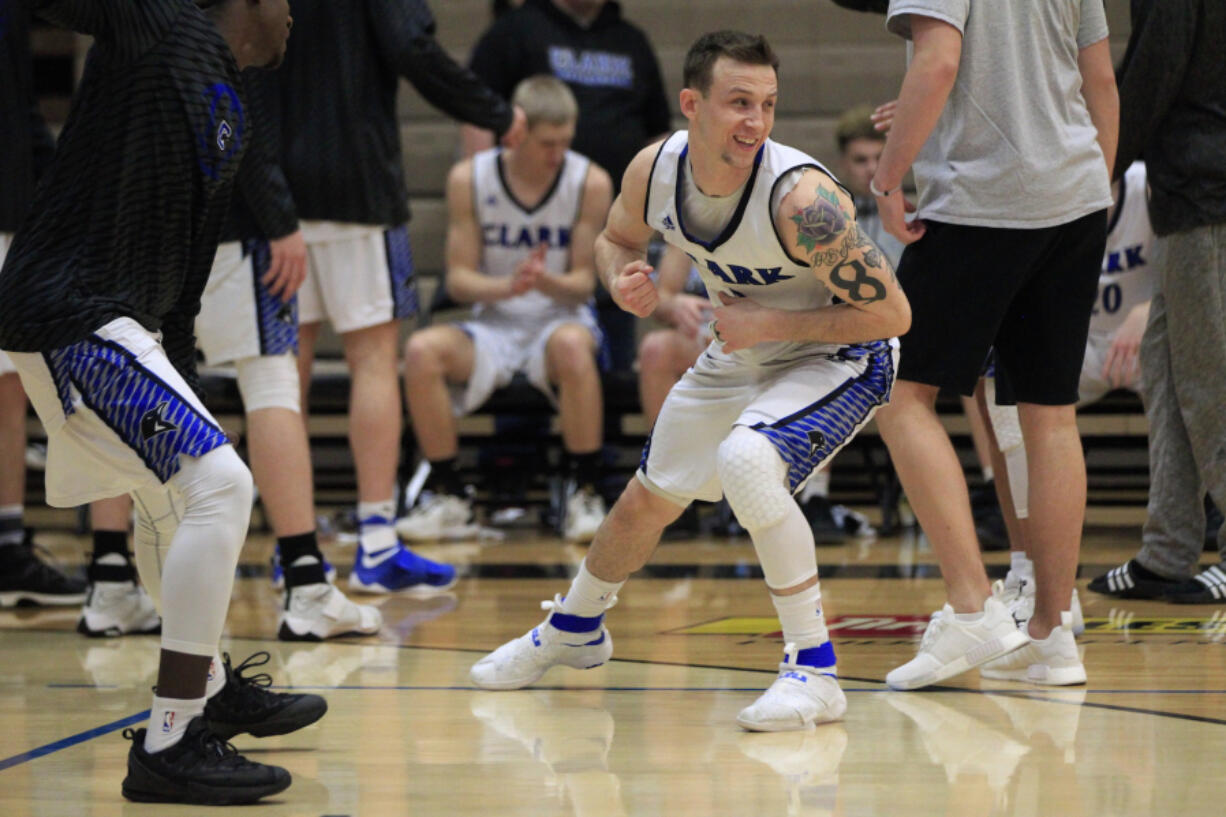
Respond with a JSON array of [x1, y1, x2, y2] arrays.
[[870, 178, 902, 197]]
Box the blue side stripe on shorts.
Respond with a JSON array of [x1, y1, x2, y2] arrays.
[[752, 340, 895, 493], [384, 225, 419, 319], [44, 336, 230, 483], [246, 238, 299, 357]]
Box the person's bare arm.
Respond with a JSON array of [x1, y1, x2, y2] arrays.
[[533, 166, 614, 305], [872, 15, 963, 244], [653, 245, 708, 338], [595, 142, 666, 317], [712, 170, 911, 351], [442, 161, 514, 304], [1077, 37, 1119, 181]]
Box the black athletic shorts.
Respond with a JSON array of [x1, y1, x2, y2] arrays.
[[894, 210, 1108, 405]]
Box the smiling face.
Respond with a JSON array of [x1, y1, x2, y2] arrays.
[[682, 57, 777, 175]]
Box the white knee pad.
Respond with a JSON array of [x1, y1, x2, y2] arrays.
[[235, 353, 300, 413], [717, 427, 819, 590], [984, 378, 1028, 518], [717, 427, 791, 531], [984, 379, 1023, 453]]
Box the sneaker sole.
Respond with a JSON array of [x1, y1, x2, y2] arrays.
[[205, 695, 328, 740], [77, 617, 161, 638], [980, 662, 1087, 685], [0, 591, 88, 607], [277, 619, 379, 642], [470, 656, 610, 691], [887, 629, 1031, 691], [122, 773, 291, 805], [347, 574, 458, 596]]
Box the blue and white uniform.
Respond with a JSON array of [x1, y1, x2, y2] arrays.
[[638, 132, 898, 503], [451, 147, 603, 414], [1079, 161, 1155, 403]]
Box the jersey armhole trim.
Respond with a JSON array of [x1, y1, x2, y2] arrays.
[[642, 135, 673, 225]]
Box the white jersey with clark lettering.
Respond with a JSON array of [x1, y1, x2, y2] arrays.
[[1090, 161, 1155, 337], [471, 147, 594, 327], [645, 132, 880, 366]]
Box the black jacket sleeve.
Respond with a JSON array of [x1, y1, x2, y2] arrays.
[[161, 290, 204, 400], [236, 71, 297, 240], [1112, 0, 1196, 180], [33, 0, 176, 59], [365, 0, 513, 137]]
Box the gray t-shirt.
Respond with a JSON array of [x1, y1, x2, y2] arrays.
[[887, 0, 1113, 228]]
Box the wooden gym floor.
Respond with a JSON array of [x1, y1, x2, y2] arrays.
[[1, 524, 1223, 816]]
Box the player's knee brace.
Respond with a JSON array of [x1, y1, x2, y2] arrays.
[[173, 446, 253, 551], [717, 426, 791, 531], [235, 353, 301, 413], [984, 379, 1029, 518]]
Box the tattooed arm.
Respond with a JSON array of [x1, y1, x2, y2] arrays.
[[711, 170, 911, 351]]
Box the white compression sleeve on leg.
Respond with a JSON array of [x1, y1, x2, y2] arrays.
[[132, 447, 253, 657], [717, 427, 818, 590], [984, 378, 1029, 519], [235, 353, 301, 413]]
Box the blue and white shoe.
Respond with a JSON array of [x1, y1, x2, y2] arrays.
[[736, 642, 847, 732], [347, 543, 457, 595], [270, 548, 336, 590], [470, 595, 614, 690]]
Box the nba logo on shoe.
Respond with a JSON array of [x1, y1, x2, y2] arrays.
[[207, 660, 217, 682], [161, 711, 175, 734]]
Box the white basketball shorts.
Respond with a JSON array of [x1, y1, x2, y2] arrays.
[[639, 339, 898, 505], [297, 220, 418, 333], [5, 318, 230, 507], [197, 240, 299, 365]]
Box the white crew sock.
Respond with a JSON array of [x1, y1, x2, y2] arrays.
[[358, 499, 398, 553], [558, 559, 624, 618], [144, 694, 206, 753]]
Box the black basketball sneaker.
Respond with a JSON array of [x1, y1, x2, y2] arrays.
[[203, 651, 328, 739], [121, 717, 291, 805]]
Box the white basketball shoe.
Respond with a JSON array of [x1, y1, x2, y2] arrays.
[[980, 610, 1086, 686], [737, 643, 848, 731], [886, 581, 1030, 691], [563, 485, 606, 543], [470, 595, 614, 690], [395, 492, 477, 542], [278, 582, 383, 641], [1001, 563, 1085, 636]]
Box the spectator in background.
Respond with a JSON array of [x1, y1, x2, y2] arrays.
[[399, 76, 613, 544], [1087, 0, 1226, 604], [0, 0, 88, 610], [270, 0, 524, 594], [462, 0, 672, 371], [835, 105, 905, 268]]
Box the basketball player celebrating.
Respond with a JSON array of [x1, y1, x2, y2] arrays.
[[472, 31, 911, 732], [0, 0, 320, 804], [400, 75, 613, 544]]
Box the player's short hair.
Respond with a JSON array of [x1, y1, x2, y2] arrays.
[[511, 75, 579, 129], [835, 105, 883, 152], [683, 31, 779, 96]]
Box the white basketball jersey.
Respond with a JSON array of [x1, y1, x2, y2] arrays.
[[1091, 162, 1155, 335], [471, 148, 592, 324], [645, 132, 849, 362]]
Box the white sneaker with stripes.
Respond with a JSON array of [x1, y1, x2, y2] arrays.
[[1000, 565, 1085, 636], [980, 611, 1086, 686]]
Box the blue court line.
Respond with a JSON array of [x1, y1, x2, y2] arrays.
[[0, 709, 148, 773]]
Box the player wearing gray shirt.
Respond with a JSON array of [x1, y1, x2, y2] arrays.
[[869, 0, 1118, 692]]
